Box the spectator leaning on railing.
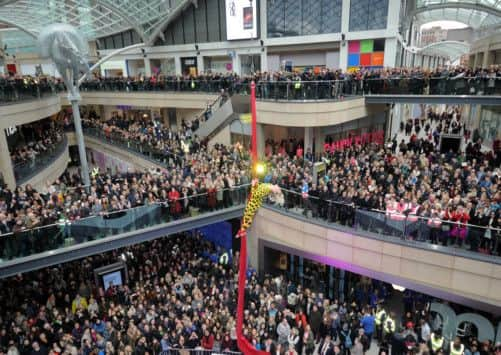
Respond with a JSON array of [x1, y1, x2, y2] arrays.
[[1, 65, 500, 103], [263, 133, 500, 255]]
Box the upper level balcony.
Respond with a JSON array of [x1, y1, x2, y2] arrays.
[[248, 191, 501, 314], [0, 86, 61, 128], [254, 77, 501, 105]]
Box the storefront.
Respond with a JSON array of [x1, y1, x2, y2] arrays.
[[203, 55, 233, 74], [181, 56, 197, 76]]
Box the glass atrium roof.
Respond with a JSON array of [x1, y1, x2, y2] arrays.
[[0, 0, 186, 43], [414, 0, 501, 29], [419, 41, 470, 60]]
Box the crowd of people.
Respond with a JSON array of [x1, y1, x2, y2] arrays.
[[0, 111, 251, 252], [262, 131, 500, 254], [1, 102, 500, 257], [1, 232, 498, 355], [9, 123, 64, 170], [1, 65, 500, 103]]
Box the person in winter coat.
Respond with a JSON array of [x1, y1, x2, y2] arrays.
[[277, 318, 291, 345]]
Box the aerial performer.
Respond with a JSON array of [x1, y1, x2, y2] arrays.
[[235, 82, 283, 355]]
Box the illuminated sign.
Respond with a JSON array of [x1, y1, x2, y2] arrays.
[[225, 0, 258, 40]]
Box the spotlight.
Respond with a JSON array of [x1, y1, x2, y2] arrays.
[[392, 284, 406, 292], [254, 162, 266, 176]]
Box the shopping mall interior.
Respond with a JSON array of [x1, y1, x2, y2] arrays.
[[0, 0, 500, 354]]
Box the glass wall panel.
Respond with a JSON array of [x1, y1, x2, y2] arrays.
[[349, 0, 388, 31], [267, 0, 285, 37], [267, 0, 342, 37], [322, 0, 342, 34]]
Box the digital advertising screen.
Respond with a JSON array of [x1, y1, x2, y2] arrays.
[[225, 0, 258, 40], [102, 270, 123, 290]]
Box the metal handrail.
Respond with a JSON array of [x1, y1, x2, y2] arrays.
[[0, 183, 250, 238]]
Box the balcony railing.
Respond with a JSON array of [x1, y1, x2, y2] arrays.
[[83, 127, 183, 168], [13, 135, 68, 184], [267, 188, 501, 260], [0, 81, 57, 105], [79, 79, 230, 94], [255, 77, 501, 101], [0, 185, 249, 263]]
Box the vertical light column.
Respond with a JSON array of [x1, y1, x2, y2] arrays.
[[0, 129, 16, 188], [339, 0, 351, 71]]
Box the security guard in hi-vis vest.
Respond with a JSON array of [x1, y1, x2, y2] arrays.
[[383, 311, 396, 342], [428, 329, 445, 355], [449, 337, 465, 355], [375, 305, 386, 342], [293, 75, 302, 99]]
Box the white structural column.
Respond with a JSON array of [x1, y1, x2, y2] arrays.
[[260, 0, 268, 72], [143, 56, 152, 77], [261, 48, 268, 73], [256, 123, 265, 158], [304, 127, 314, 153], [232, 54, 242, 76], [339, 0, 350, 70], [197, 54, 204, 74], [483, 50, 494, 67], [384, 38, 398, 68], [0, 129, 15, 188], [384, 0, 401, 68], [174, 56, 182, 75]]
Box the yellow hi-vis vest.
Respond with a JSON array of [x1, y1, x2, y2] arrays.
[[219, 252, 229, 265], [383, 317, 395, 333], [191, 80, 195, 89], [450, 343, 464, 355], [294, 80, 301, 89], [375, 310, 386, 325], [430, 334, 444, 352]]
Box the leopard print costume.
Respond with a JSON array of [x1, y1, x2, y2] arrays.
[[241, 183, 273, 231]]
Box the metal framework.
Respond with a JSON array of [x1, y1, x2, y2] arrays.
[[0, 0, 190, 49], [413, 1, 501, 29], [419, 40, 470, 60]]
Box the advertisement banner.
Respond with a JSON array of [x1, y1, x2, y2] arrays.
[[225, 0, 258, 40]]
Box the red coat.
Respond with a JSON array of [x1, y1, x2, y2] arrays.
[[168, 189, 182, 214], [296, 313, 308, 327], [202, 334, 214, 350]]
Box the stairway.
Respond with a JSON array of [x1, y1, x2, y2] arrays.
[[196, 95, 250, 142]]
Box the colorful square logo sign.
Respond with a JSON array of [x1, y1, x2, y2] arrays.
[[348, 39, 385, 69], [348, 40, 360, 54], [348, 53, 360, 67], [360, 39, 374, 53]]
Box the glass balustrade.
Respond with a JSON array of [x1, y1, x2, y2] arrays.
[[266, 188, 501, 259], [83, 127, 182, 168], [0, 81, 57, 104], [13, 135, 68, 184], [0, 185, 249, 263], [255, 77, 501, 100]]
